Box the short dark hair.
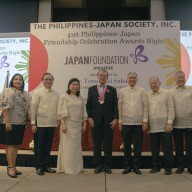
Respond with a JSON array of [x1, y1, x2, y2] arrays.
[[9, 73, 25, 91], [42, 72, 54, 80], [97, 69, 108, 77], [66, 78, 80, 96]]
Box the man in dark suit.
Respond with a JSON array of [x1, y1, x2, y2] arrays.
[[87, 69, 118, 174]]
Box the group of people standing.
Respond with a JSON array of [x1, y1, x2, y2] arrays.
[[0, 69, 192, 178]]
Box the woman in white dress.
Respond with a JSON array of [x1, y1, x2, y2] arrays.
[[57, 78, 87, 175]]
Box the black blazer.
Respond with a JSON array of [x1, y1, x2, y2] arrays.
[[87, 85, 118, 126]]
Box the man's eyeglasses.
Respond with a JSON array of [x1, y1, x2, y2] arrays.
[[43, 78, 53, 81], [98, 74, 107, 78]]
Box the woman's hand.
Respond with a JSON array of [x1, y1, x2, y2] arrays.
[[61, 123, 67, 133], [5, 121, 12, 132], [81, 122, 86, 134], [110, 119, 118, 129]]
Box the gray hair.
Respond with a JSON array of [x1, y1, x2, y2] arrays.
[[174, 71, 185, 78], [127, 72, 137, 78], [149, 76, 161, 83]]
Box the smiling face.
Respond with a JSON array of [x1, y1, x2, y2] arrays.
[[175, 71, 185, 87], [42, 74, 54, 89], [97, 70, 108, 85], [69, 81, 80, 95], [149, 77, 161, 93], [13, 75, 24, 90], [128, 72, 137, 87]]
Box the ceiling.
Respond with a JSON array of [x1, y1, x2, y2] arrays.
[[53, 0, 149, 8]]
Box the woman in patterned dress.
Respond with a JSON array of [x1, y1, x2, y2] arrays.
[[0, 74, 31, 178]]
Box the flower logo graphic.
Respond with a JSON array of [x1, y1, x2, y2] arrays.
[[156, 38, 190, 86], [0, 55, 10, 69], [130, 45, 148, 64], [15, 50, 29, 83]]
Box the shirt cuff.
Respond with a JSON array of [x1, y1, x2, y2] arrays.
[[167, 120, 173, 124], [142, 118, 148, 123], [31, 120, 36, 125]]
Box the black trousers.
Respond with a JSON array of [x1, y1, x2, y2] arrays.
[[121, 125, 143, 170], [92, 118, 114, 168], [34, 127, 55, 170], [173, 128, 192, 170], [150, 132, 173, 170]]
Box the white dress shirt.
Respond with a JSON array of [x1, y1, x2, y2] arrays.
[[147, 88, 175, 133], [118, 85, 148, 125], [170, 85, 192, 128], [31, 87, 59, 127]]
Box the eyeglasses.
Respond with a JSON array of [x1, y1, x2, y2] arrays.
[[43, 78, 53, 81], [98, 74, 107, 78]]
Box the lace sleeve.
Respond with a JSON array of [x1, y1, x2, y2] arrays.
[[1, 88, 14, 110], [57, 95, 68, 120]]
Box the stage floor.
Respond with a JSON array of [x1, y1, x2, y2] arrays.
[[0, 149, 178, 169], [0, 166, 192, 192]]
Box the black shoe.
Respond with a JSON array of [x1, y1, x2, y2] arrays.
[[94, 167, 102, 174], [44, 168, 56, 173], [187, 168, 192, 174], [14, 167, 22, 175], [176, 168, 184, 174], [150, 167, 161, 173], [133, 169, 141, 175], [105, 168, 112, 174], [165, 169, 172, 175], [36, 168, 44, 176], [122, 168, 132, 174], [7, 167, 17, 178]]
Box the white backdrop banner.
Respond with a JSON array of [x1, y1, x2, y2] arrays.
[[29, 21, 180, 97]]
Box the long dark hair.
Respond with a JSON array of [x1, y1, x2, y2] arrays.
[[66, 78, 80, 96], [9, 73, 25, 91]]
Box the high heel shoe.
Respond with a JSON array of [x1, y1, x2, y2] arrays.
[[7, 166, 17, 178], [14, 166, 22, 175]]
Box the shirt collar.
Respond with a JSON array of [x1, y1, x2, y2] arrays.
[[127, 85, 137, 90], [98, 83, 107, 87], [176, 85, 186, 90], [150, 87, 162, 95], [43, 87, 52, 93]]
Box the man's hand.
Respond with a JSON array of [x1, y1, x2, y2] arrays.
[[88, 118, 94, 128], [165, 123, 172, 133], [142, 122, 148, 132], [110, 119, 118, 129], [32, 124, 37, 134], [118, 123, 122, 132], [57, 120, 61, 126]]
